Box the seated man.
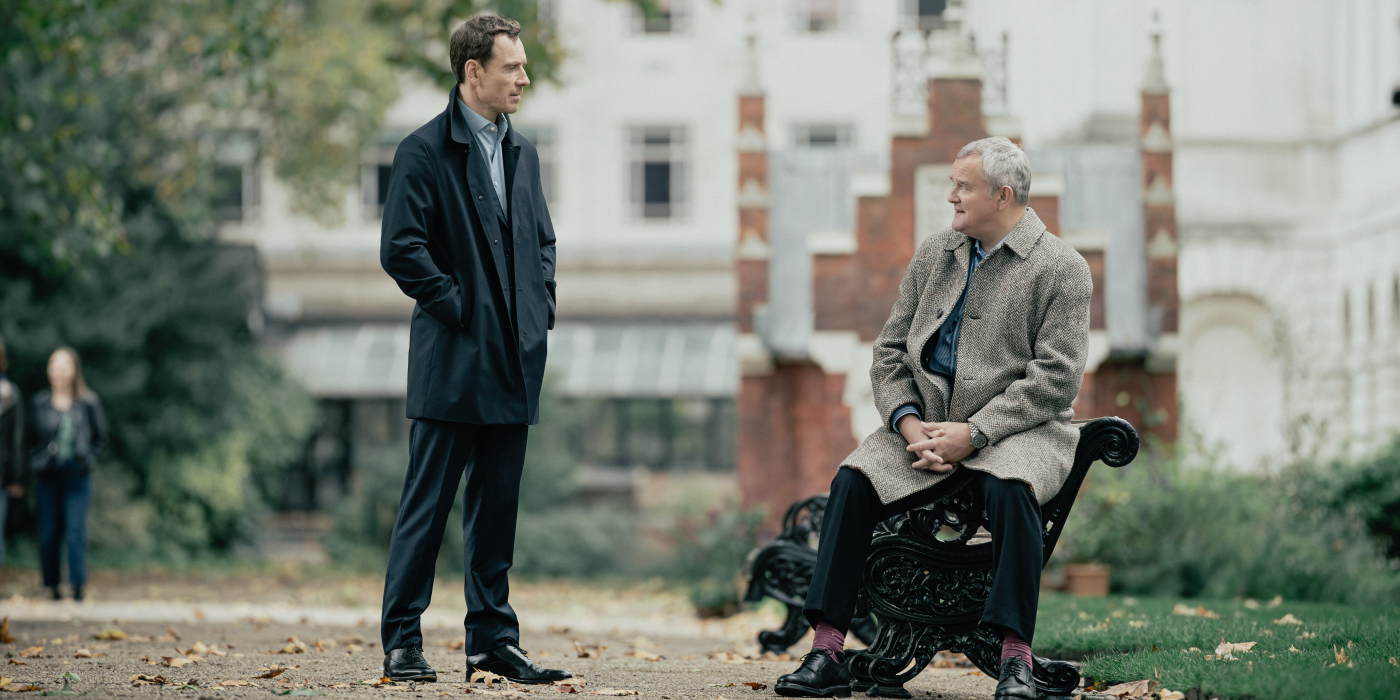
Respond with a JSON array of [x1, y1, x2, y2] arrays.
[[774, 137, 1092, 700]]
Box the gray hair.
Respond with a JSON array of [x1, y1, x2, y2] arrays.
[[956, 137, 1031, 205]]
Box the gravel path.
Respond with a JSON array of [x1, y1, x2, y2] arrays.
[[0, 577, 998, 699]]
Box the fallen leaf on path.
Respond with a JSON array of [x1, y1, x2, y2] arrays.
[[254, 664, 299, 679], [162, 625, 180, 642], [1214, 641, 1257, 659], [192, 607, 206, 620], [623, 650, 661, 661], [17, 648, 42, 659], [313, 639, 337, 652], [1170, 604, 1219, 619], [326, 683, 353, 688], [1100, 679, 1155, 698], [443, 638, 465, 652], [130, 674, 168, 687], [707, 651, 749, 664], [742, 682, 767, 690], [220, 679, 256, 687], [558, 686, 579, 693], [471, 670, 504, 687], [758, 651, 793, 662], [708, 684, 734, 688], [191, 641, 211, 655], [161, 656, 198, 668], [591, 689, 638, 696], [275, 635, 309, 654], [0, 618, 12, 644], [574, 642, 607, 659], [4, 661, 24, 668], [344, 644, 364, 654], [72, 648, 97, 658], [360, 677, 393, 686], [1272, 613, 1303, 625]]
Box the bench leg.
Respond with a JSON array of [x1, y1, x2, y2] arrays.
[[758, 602, 812, 655]]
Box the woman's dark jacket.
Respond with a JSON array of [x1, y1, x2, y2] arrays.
[[26, 390, 106, 474], [0, 376, 21, 486]]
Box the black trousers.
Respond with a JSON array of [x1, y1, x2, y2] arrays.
[[803, 467, 1044, 644], [381, 419, 529, 655]]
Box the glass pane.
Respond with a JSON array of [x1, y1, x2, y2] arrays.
[[212, 165, 243, 222]]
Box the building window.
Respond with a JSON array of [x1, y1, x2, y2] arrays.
[[514, 125, 556, 205], [212, 131, 259, 223], [629, 126, 687, 220], [793, 0, 846, 32], [793, 123, 853, 149], [906, 0, 947, 31], [632, 0, 688, 34], [363, 130, 408, 220]]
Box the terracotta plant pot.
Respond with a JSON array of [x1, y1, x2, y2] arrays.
[[1063, 563, 1110, 596]]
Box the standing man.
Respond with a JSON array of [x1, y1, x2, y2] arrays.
[[773, 138, 1091, 700], [379, 14, 569, 685]]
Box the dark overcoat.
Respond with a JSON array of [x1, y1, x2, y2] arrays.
[[381, 90, 557, 425]]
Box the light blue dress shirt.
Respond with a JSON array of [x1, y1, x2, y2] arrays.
[[458, 97, 510, 214]]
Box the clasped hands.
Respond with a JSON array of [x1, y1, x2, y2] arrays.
[[897, 415, 975, 472]]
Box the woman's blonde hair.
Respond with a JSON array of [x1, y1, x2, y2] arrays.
[[49, 346, 91, 398]]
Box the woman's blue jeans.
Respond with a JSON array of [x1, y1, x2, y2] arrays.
[[36, 461, 92, 590]]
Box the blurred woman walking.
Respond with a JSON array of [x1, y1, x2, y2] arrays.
[[0, 338, 24, 571], [27, 347, 105, 601]]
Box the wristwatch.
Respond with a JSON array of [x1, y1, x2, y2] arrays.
[[968, 422, 988, 449]]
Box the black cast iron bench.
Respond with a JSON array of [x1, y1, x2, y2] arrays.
[[744, 417, 1139, 700]]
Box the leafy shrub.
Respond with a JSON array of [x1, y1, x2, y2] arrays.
[[1058, 450, 1400, 604]]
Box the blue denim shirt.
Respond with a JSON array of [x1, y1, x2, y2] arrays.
[[890, 238, 992, 432]]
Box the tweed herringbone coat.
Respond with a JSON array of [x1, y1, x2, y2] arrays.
[[842, 208, 1093, 505]]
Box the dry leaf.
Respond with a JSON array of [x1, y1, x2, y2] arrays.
[[1101, 679, 1155, 698], [4, 660, 24, 667], [207, 647, 227, 657], [1288, 646, 1301, 652], [444, 639, 466, 652], [220, 680, 255, 687], [192, 607, 206, 620], [1159, 692, 1185, 700], [345, 644, 364, 654], [0, 618, 12, 644], [1333, 645, 1350, 666], [742, 682, 767, 690], [361, 677, 394, 686], [1266, 595, 1283, 608], [1243, 599, 1260, 610], [592, 690, 639, 696], [161, 656, 198, 668], [1214, 641, 1258, 659], [1272, 613, 1303, 625], [313, 639, 338, 652], [253, 664, 299, 679], [130, 674, 168, 686], [191, 641, 211, 655], [72, 648, 95, 658], [327, 683, 354, 688], [624, 650, 662, 661], [1298, 632, 1317, 639], [164, 625, 181, 641], [574, 641, 607, 659], [1389, 657, 1398, 667], [559, 686, 579, 693], [17, 647, 42, 659], [471, 670, 504, 687], [707, 651, 750, 664], [1128, 620, 1148, 628], [1170, 604, 1219, 619]]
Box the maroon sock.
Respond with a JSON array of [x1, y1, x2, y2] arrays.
[[811, 621, 846, 663], [1001, 633, 1032, 667]]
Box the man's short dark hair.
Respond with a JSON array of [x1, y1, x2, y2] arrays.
[[450, 15, 522, 84]]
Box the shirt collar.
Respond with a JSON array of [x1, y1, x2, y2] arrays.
[[457, 96, 509, 141]]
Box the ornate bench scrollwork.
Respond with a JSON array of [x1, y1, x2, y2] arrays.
[[847, 416, 1139, 699], [744, 496, 879, 654]]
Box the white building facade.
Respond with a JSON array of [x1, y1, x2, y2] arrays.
[[224, 0, 1400, 475]]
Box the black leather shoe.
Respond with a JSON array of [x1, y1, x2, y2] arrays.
[[383, 644, 437, 682], [775, 651, 851, 698], [993, 656, 1035, 700], [467, 640, 572, 684]]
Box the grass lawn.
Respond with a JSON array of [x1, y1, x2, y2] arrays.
[[1033, 592, 1400, 699]]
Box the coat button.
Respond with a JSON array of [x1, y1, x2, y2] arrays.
[[478, 195, 484, 200], [494, 239, 499, 244]]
